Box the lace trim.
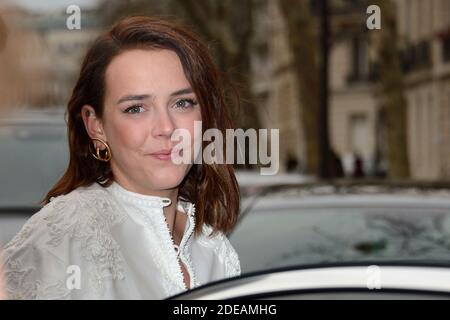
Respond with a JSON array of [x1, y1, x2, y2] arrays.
[[125, 199, 197, 296], [123, 203, 181, 296], [178, 202, 197, 290]]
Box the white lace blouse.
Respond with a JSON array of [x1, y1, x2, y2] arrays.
[[1, 181, 241, 299]]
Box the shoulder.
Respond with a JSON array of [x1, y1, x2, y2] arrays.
[[1, 198, 73, 299], [197, 224, 241, 278], [2, 183, 125, 299], [4, 183, 122, 252], [3, 187, 81, 253]]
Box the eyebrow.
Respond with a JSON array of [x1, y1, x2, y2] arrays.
[[116, 87, 194, 104], [170, 87, 193, 97], [116, 94, 151, 104]]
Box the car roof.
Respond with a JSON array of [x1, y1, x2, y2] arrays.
[[170, 263, 450, 299], [245, 193, 450, 211]]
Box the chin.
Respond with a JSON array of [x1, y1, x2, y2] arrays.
[[147, 167, 187, 190]]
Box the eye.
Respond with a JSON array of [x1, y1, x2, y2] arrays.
[[174, 98, 198, 110], [124, 104, 145, 114]]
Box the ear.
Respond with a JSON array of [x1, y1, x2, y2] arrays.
[[81, 105, 107, 149]]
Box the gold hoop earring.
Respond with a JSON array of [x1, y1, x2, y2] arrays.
[[89, 138, 112, 162]]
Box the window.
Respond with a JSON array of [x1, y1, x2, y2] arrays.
[[347, 36, 370, 84]]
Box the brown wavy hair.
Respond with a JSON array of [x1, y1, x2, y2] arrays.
[[43, 16, 240, 237]]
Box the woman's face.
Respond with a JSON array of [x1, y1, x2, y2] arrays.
[[84, 49, 202, 195]]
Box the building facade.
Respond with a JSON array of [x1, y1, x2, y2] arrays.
[[252, 0, 450, 179], [329, 0, 450, 179]]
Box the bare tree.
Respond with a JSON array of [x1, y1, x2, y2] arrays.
[[371, 0, 410, 178], [278, 0, 321, 176]]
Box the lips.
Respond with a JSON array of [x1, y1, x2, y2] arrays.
[[149, 148, 180, 161], [148, 149, 171, 161], [151, 149, 172, 156]]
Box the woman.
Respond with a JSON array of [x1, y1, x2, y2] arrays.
[[1, 16, 241, 299]]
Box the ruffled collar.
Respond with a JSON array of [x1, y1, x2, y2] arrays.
[[108, 181, 172, 208], [105, 181, 194, 216]]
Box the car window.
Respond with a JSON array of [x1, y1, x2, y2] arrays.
[[0, 122, 68, 207], [229, 205, 450, 274]]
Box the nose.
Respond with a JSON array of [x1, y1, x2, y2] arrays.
[[152, 107, 175, 138]]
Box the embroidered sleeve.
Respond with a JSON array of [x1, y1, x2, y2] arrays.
[[1, 207, 72, 300], [2, 244, 72, 299], [1, 188, 125, 300]]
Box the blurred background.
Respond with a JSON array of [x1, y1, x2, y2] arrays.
[[1, 0, 450, 180], [2, 0, 450, 279]]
